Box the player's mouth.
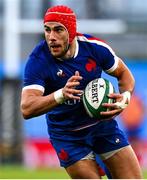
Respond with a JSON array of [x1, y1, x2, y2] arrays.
[[50, 44, 61, 52]]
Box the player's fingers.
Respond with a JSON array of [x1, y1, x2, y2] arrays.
[[67, 72, 82, 82], [66, 88, 83, 95], [66, 81, 80, 88], [75, 71, 80, 76], [100, 108, 122, 116], [64, 91, 82, 100], [68, 76, 83, 82], [108, 93, 123, 98], [66, 93, 81, 100], [102, 103, 116, 108], [102, 101, 126, 110]]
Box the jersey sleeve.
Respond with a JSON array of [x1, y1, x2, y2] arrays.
[[94, 41, 119, 73], [23, 55, 45, 92]]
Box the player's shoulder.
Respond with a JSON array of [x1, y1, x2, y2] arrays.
[[77, 32, 106, 45], [25, 40, 50, 70], [29, 40, 49, 59], [76, 32, 115, 54], [31, 40, 47, 55]]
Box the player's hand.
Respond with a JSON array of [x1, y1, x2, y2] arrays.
[[100, 91, 131, 119], [62, 71, 83, 100]]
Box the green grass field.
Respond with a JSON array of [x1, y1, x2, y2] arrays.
[[0, 165, 70, 179], [0, 165, 147, 179]]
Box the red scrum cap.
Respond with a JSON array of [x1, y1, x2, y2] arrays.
[[44, 5, 77, 44]]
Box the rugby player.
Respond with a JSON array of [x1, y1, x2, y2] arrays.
[[21, 5, 142, 179]]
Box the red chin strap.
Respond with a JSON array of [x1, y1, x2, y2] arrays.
[[44, 5, 77, 44]]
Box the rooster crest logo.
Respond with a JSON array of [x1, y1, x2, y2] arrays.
[[57, 69, 65, 77], [85, 59, 96, 72]]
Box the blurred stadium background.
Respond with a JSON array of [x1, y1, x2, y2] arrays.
[[0, 0, 147, 178]]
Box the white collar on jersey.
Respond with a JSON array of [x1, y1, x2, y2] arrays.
[[74, 38, 79, 58], [57, 38, 79, 61]]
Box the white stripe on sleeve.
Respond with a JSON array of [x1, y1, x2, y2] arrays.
[[22, 84, 45, 93], [105, 56, 119, 74]]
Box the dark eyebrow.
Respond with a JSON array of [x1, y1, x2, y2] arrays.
[[44, 25, 50, 29], [54, 25, 64, 29], [44, 25, 65, 30]]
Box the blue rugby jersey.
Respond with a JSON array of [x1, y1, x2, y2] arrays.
[[23, 33, 119, 132]]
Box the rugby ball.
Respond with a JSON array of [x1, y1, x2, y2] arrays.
[[82, 78, 115, 119]]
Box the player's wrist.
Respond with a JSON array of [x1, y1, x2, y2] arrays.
[[115, 91, 131, 109], [121, 91, 131, 104], [54, 88, 65, 104]]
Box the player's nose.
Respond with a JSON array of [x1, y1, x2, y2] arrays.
[[49, 30, 57, 40]]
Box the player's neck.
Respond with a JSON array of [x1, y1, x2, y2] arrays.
[[62, 38, 77, 59]]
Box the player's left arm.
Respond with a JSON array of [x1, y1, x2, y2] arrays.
[[109, 58, 135, 93], [101, 58, 135, 117]]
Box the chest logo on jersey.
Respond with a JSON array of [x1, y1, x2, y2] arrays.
[[57, 69, 66, 77], [85, 59, 96, 72]]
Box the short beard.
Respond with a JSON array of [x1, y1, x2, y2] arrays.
[[51, 44, 70, 59]]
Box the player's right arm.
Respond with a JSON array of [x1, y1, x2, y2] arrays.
[[21, 71, 83, 119], [21, 88, 59, 119]]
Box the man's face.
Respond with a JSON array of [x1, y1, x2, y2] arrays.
[[44, 22, 69, 58]]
